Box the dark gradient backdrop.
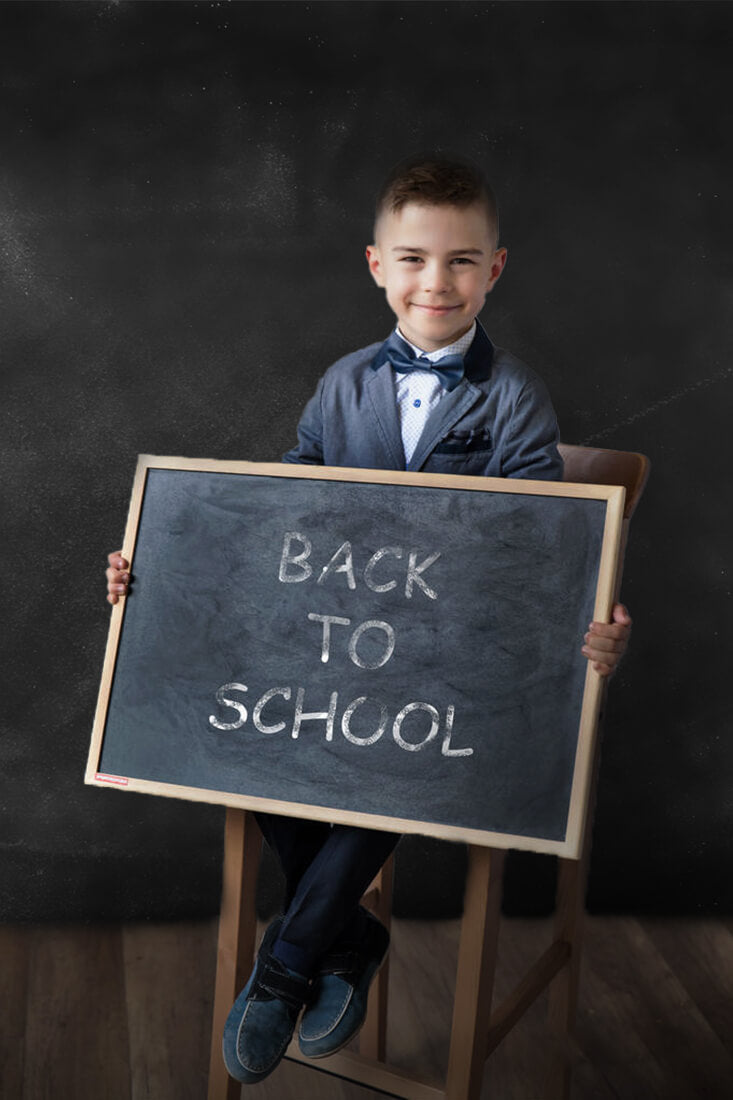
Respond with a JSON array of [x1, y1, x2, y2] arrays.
[[2, 1, 731, 920]]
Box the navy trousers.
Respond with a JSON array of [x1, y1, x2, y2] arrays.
[[255, 811, 400, 976]]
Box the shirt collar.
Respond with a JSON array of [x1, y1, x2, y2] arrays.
[[395, 321, 477, 363]]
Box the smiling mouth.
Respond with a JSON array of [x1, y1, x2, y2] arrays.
[[412, 303, 460, 313]]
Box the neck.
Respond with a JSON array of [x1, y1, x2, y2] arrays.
[[397, 320, 476, 356]]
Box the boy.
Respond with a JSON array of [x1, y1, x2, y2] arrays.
[[106, 154, 631, 1083]]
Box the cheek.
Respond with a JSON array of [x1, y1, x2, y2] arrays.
[[469, 277, 491, 302], [385, 273, 411, 301]]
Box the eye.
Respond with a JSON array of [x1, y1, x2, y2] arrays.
[[398, 255, 423, 264], [451, 257, 476, 266]]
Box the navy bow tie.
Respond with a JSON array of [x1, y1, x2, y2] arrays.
[[387, 342, 465, 392]]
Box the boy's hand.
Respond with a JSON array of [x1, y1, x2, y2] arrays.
[[582, 603, 632, 677], [106, 551, 130, 605]]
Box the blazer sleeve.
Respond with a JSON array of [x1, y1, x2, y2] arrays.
[[281, 376, 326, 465], [500, 376, 564, 481]]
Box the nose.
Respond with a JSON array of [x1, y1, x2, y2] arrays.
[[421, 261, 452, 295]]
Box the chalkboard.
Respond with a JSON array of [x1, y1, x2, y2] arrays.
[[86, 456, 624, 859]]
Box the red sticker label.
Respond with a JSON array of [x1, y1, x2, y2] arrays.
[[95, 772, 129, 787]]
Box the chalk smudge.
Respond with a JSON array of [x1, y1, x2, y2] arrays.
[[582, 365, 733, 444]]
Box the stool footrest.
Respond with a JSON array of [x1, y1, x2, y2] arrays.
[[285, 1040, 446, 1100]]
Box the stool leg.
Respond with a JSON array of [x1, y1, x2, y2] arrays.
[[359, 853, 395, 1061], [446, 845, 504, 1100], [545, 682, 607, 1099], [207, 809, 262, 1100], [545, 853, 587, 1100]]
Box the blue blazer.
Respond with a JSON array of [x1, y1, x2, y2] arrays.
[[283, 323, 563, 481]]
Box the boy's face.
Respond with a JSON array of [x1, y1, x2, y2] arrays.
[[366, 202, 507, 352]]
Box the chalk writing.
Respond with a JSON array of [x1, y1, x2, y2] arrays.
[[307, 613, 396, 668], [278, 531, 441, 600], [209, 681, 472, 756], [209, 528, 472, 760]]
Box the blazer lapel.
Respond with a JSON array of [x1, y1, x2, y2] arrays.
[[364, 359, 406, 468], [364, 323, 495, 472]]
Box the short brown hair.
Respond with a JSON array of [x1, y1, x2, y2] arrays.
[[374, 153, 500, 242]]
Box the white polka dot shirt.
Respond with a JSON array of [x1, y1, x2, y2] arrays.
[[393, 321, 477, 464]]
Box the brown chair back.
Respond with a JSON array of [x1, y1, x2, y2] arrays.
[[558, 443, 650, 521]]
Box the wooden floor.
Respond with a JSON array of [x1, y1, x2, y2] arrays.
[[2, 914, 732, 1099]]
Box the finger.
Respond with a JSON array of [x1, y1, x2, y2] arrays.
[[581, 640, 619, 674], [589, 603, 632, 630], [611, 603, 632, 626], [106, 567, 130, 583], [583, 649, 620, 670], [107, 551, 129, 570], [106, 568, 129, 603], [582, 635, 625, 665], [588, 619, 630, 637], [583, 633, 625, 655]]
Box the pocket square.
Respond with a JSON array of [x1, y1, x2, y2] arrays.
[[433, 429, 493, 455]]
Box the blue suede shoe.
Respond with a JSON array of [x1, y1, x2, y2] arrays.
[[298, 909, 390, 1059], [222, 918, 313, 1084]]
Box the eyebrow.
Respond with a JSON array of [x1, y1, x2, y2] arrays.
[[391, 246, 485, 256]]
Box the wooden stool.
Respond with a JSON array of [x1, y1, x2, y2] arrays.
[[207, 444, 649, 1100]]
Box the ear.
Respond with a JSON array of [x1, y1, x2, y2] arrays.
[[486, 247, 508, 293], [365, 244, 385, 287]]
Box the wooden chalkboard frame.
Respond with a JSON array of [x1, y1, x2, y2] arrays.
[[86, 455, 625, 860]]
